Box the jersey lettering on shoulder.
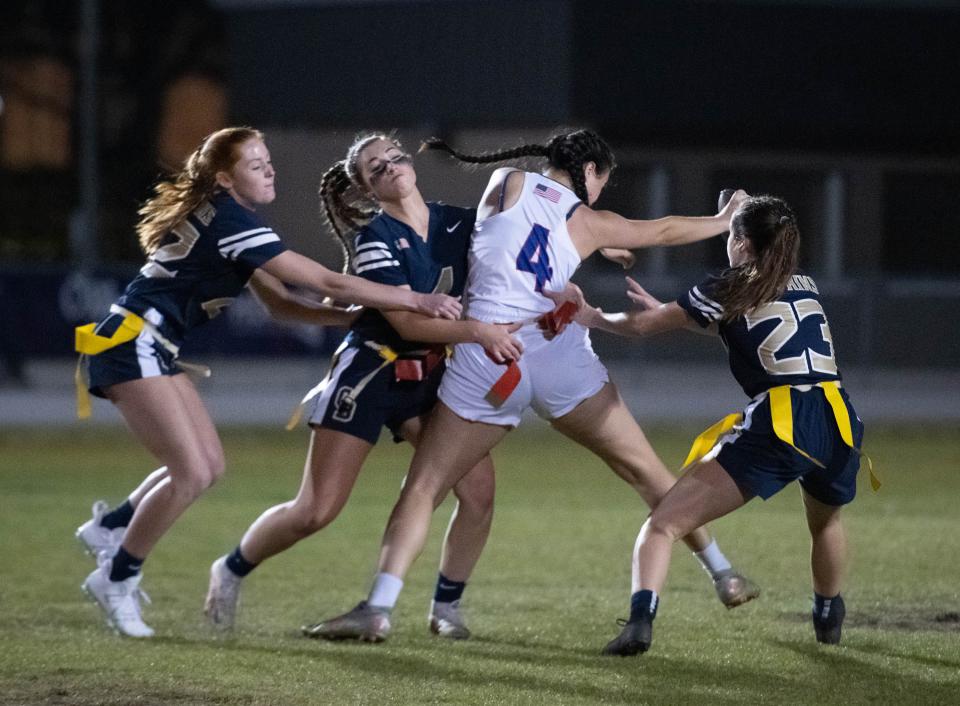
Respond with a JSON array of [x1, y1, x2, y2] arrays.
[[348, 202, 475, 351], [465, 171, 583, 323], [116, 191, 287, 344], [678, 272, 841, 398]]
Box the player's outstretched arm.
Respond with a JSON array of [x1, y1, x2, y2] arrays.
[[248, 270, 361, 327], [260, 250, 462, 320], [576, 277, 690, 338], [577, 189, 748, 254]]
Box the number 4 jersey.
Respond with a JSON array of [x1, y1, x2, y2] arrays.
[[679, 272, 842, 398], [115, 191, 287, 348], [464, 171, 583, 323]]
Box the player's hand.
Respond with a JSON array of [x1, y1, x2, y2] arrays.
[[543, 281, 586, 311], [416, 293, 463, 320], [599, 247, 636, 270], [717, 188, 749, 224], [624, 276, 663, 311], [477, 322, 523, 364], [539, 282, 584, 340]]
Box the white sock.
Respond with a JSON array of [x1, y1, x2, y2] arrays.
[[368, 572, 404, 609], [694, 540, 732, 578]]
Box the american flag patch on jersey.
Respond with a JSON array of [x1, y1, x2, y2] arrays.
[[534, 183, 561, 203], [397, 237, 410, 250]]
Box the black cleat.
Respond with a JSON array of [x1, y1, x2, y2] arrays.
[[601, 617, 653, 656], [812, 594, 845, 645]]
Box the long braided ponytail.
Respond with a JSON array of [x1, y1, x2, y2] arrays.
[[318, 133, 389, 273], [420, 128, 616, 204]]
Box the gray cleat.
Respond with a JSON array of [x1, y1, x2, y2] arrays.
[[714, 569, 761, 608], [428, 599, 471, 640], [301, 601, 392, 642]]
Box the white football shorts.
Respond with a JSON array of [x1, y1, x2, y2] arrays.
[[438, 321, 609, 427]]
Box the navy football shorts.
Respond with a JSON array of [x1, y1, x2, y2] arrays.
[[308, 343, 443, 445], [85, 311, 180, 398], [715, 385, 864, 506]]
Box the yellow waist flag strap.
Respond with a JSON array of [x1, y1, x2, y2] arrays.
[[683, 381, 880, 492], [73, 312, 146, 419], [284, 342, 398, 431], [682, 413, 743, 469]]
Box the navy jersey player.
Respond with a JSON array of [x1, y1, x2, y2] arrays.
[[310, 129, 761, 645], [76, 127, 465, 638], [203, 134, 521, 641], [578, 195, 864, 655]]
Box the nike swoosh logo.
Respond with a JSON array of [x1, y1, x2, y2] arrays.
[[446, 221, 462, 233]]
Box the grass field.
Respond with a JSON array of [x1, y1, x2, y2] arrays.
[[1, 422, 958, 705]]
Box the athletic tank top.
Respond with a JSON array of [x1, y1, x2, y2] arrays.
[[465, 171, 583, 323]]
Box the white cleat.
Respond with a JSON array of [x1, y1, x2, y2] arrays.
[[76, 500, 125, 560], [81, 555, 154, 638], [204, 556, 242, 630], [429, 599, 471, 640]]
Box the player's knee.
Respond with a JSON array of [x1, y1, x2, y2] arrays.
[[405, 468, 447, 502], [304, 506, 340, 534], [285, 498, 339, 536], [168, 471, 210, 501], [646, 510, 687, 543], [453, 479, 495, 522], [808, 509, 843, 537]]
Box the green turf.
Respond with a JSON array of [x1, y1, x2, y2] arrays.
[[1, 423, 958, 705]]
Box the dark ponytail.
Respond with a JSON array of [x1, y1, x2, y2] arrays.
[[420, 138, 549, 166], [420, 128, 616, 204], [714, 196, 801, 322]]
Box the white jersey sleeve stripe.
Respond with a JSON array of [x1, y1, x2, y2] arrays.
[[690, 286, 723, 321], [691, 286, 723, 312], [356, 241, 391, 253], [355, 259, 400, 274], [354, 249, 394, 266], [217, 227, 273, 246], [220, 233, 281, 259]]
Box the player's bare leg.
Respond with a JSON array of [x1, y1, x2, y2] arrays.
[[552, 383, 759, 607]]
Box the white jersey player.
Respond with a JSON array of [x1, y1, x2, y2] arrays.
[[444, 170, 608, 426]]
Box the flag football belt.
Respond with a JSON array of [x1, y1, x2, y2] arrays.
[[285, 340, 448, 430], [74, 304, 209, 419], [485, 300, 578, 408], [681, 380, 879, 491]]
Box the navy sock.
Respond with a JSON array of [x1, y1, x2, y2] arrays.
[[100, 500, 135, 530], [813, 592, 842, 623], [109, 546, 144, 582], [629, 590, 658, 623], [225, 546, 258, 578], [433, 573, 466, 603]]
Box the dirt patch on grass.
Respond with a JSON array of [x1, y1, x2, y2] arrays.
[[782, 609, 960, 632]]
